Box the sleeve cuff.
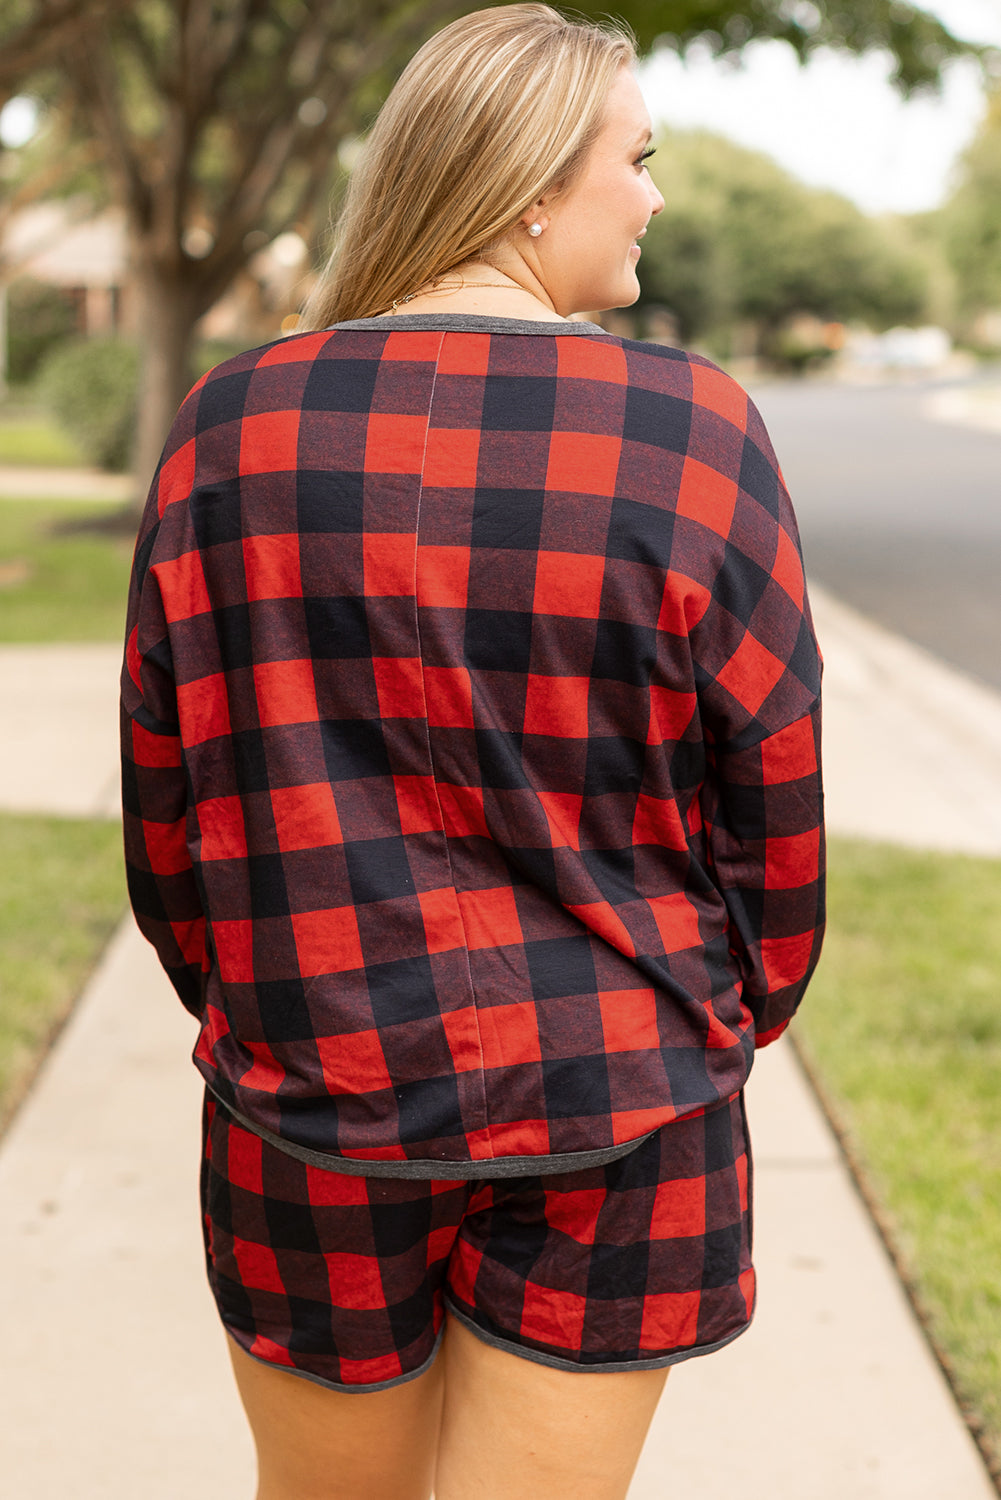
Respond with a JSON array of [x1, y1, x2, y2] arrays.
[[754, 1018, 791, 1049]]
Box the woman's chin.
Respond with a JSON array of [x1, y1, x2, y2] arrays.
[[617, 277, 641, 309], [565, 274, 641, 315]]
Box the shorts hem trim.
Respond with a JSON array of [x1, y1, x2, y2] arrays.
[[442, 1298, 753, 1374], [223, 1325, 444, 1395]]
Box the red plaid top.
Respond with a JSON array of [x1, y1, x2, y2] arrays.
[[122, 314, 824, 1177]]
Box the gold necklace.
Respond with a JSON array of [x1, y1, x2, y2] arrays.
[[389, 277, 531, 311]]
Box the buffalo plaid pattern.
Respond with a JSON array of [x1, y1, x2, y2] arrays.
[[202, 1090, 753, 1387], [122, 315, 824, 1175]]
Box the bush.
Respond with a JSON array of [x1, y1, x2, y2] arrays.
[[5, 278, 81, 385], [762, 330, 837, 375], [194, 338, 253, 376], [37, 336, 139, 471]]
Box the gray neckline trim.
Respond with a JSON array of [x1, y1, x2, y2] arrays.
[[329, 313, 609, 337]]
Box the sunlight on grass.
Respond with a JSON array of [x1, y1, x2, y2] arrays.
[[0, 499, 134, 641], [0, 813, 126, 1130], [799, 837, 1001, 1474], [0, 411, 84, 467]]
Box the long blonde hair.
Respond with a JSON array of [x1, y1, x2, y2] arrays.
[[302, 4, 635, 327]]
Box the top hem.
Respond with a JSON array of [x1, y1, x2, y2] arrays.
[[210, 1089, 653, 1179]]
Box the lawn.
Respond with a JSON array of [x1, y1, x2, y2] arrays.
[[0, 498, 135, 641], [0, 813, 126, 1131], [0, 406, 84, 467], [797, 836, 1001, 1483]]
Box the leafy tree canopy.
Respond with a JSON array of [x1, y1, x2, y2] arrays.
[[0, 0, 988, 487], [639, 129, 930, 342], [620, 0, 988, 93], [935, 87, 1001, 317]]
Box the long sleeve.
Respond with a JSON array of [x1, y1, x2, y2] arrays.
[[121, 475, 208, 1018], [704, 706, 824, 1044], [684, 382, 825, 1045]]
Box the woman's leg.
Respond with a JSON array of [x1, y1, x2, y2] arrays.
[[227, 1337, 444, 1500], [434, 1313, 669, 1500]]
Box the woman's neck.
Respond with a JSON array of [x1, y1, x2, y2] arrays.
[[385, 263, 565, 321]]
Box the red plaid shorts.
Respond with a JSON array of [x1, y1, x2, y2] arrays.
[[201, 1092, 754, 1391]]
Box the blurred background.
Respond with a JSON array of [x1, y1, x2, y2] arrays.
[[1, 3, 1000, 1491], [1, 0, 1000, 683]]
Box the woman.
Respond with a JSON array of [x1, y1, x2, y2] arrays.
[[121, 6, 824, 1498]]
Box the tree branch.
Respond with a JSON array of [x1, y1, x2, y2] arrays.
[[0, 0, 130, 98], [199, 0, 275, 98], [67, 27, 153, 235]]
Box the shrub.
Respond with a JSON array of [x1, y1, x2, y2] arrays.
[[37, 336, 139, 471], [5, 278, 81, 385]]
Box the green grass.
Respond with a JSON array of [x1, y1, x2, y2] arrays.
[[0, 499, 135, 641], [0, 813, 126, 1130], [798, 837, 1001, 1480], [0, 409, 84, 467]]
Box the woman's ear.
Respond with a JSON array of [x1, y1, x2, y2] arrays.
[[520, 203, 551, 237]]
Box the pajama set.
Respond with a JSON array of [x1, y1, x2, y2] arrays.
[[121, 313, 824, 1390]]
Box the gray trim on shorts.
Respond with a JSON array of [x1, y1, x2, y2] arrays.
[[443, 1298, 755, 1374], [224, 1303, 753, 1396], [329, 313, 609, 336], [225, 1326, 445, 1395], [209, 1089, 652, 1178]]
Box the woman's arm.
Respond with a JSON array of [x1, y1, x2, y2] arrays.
[[121, 501, 209, 1018], [683, 374, 825, 1043], [704, 703, 825, 1045]]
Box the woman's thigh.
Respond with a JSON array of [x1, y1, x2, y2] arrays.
[[435, 1313, 668, 1500], [228, 1317, 665, 1500], [208, 1097, 752, 1496], [228, 1336, 444, 1500]]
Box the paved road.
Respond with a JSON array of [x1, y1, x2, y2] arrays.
[[752, 377, 1001, 691]]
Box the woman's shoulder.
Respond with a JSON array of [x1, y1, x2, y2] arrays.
[[186, 321, 754, 438], [614, 333, 747, 393], [584, 333, 760, 442]]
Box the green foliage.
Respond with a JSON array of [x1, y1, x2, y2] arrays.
[[0, 812, 125, 1131], [5, 277, 81, 384], [639, 130, 931, 347], [37, 336, 139, 471], [878, 208, 958, 330], [799, 837, 1001, 1477], [935, 88, 1001, 322], [0, 0, 985, 111], [637, 190, 729, 341], [0, 97, 112, 204], [1, 0, 987, 486], [614, 0, 984, 91], [0, 499, 134, 641]]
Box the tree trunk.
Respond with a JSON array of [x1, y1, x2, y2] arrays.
[[130, 265, 203, 511]]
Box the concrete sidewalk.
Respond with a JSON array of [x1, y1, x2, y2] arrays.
[[0, 584, 998, 1498], [0, 464, 133, 500]]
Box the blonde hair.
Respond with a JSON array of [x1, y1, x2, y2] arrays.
[[302, 4, 635, 327]]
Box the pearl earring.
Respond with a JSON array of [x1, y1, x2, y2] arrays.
[[528, 222, 543, 237]]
